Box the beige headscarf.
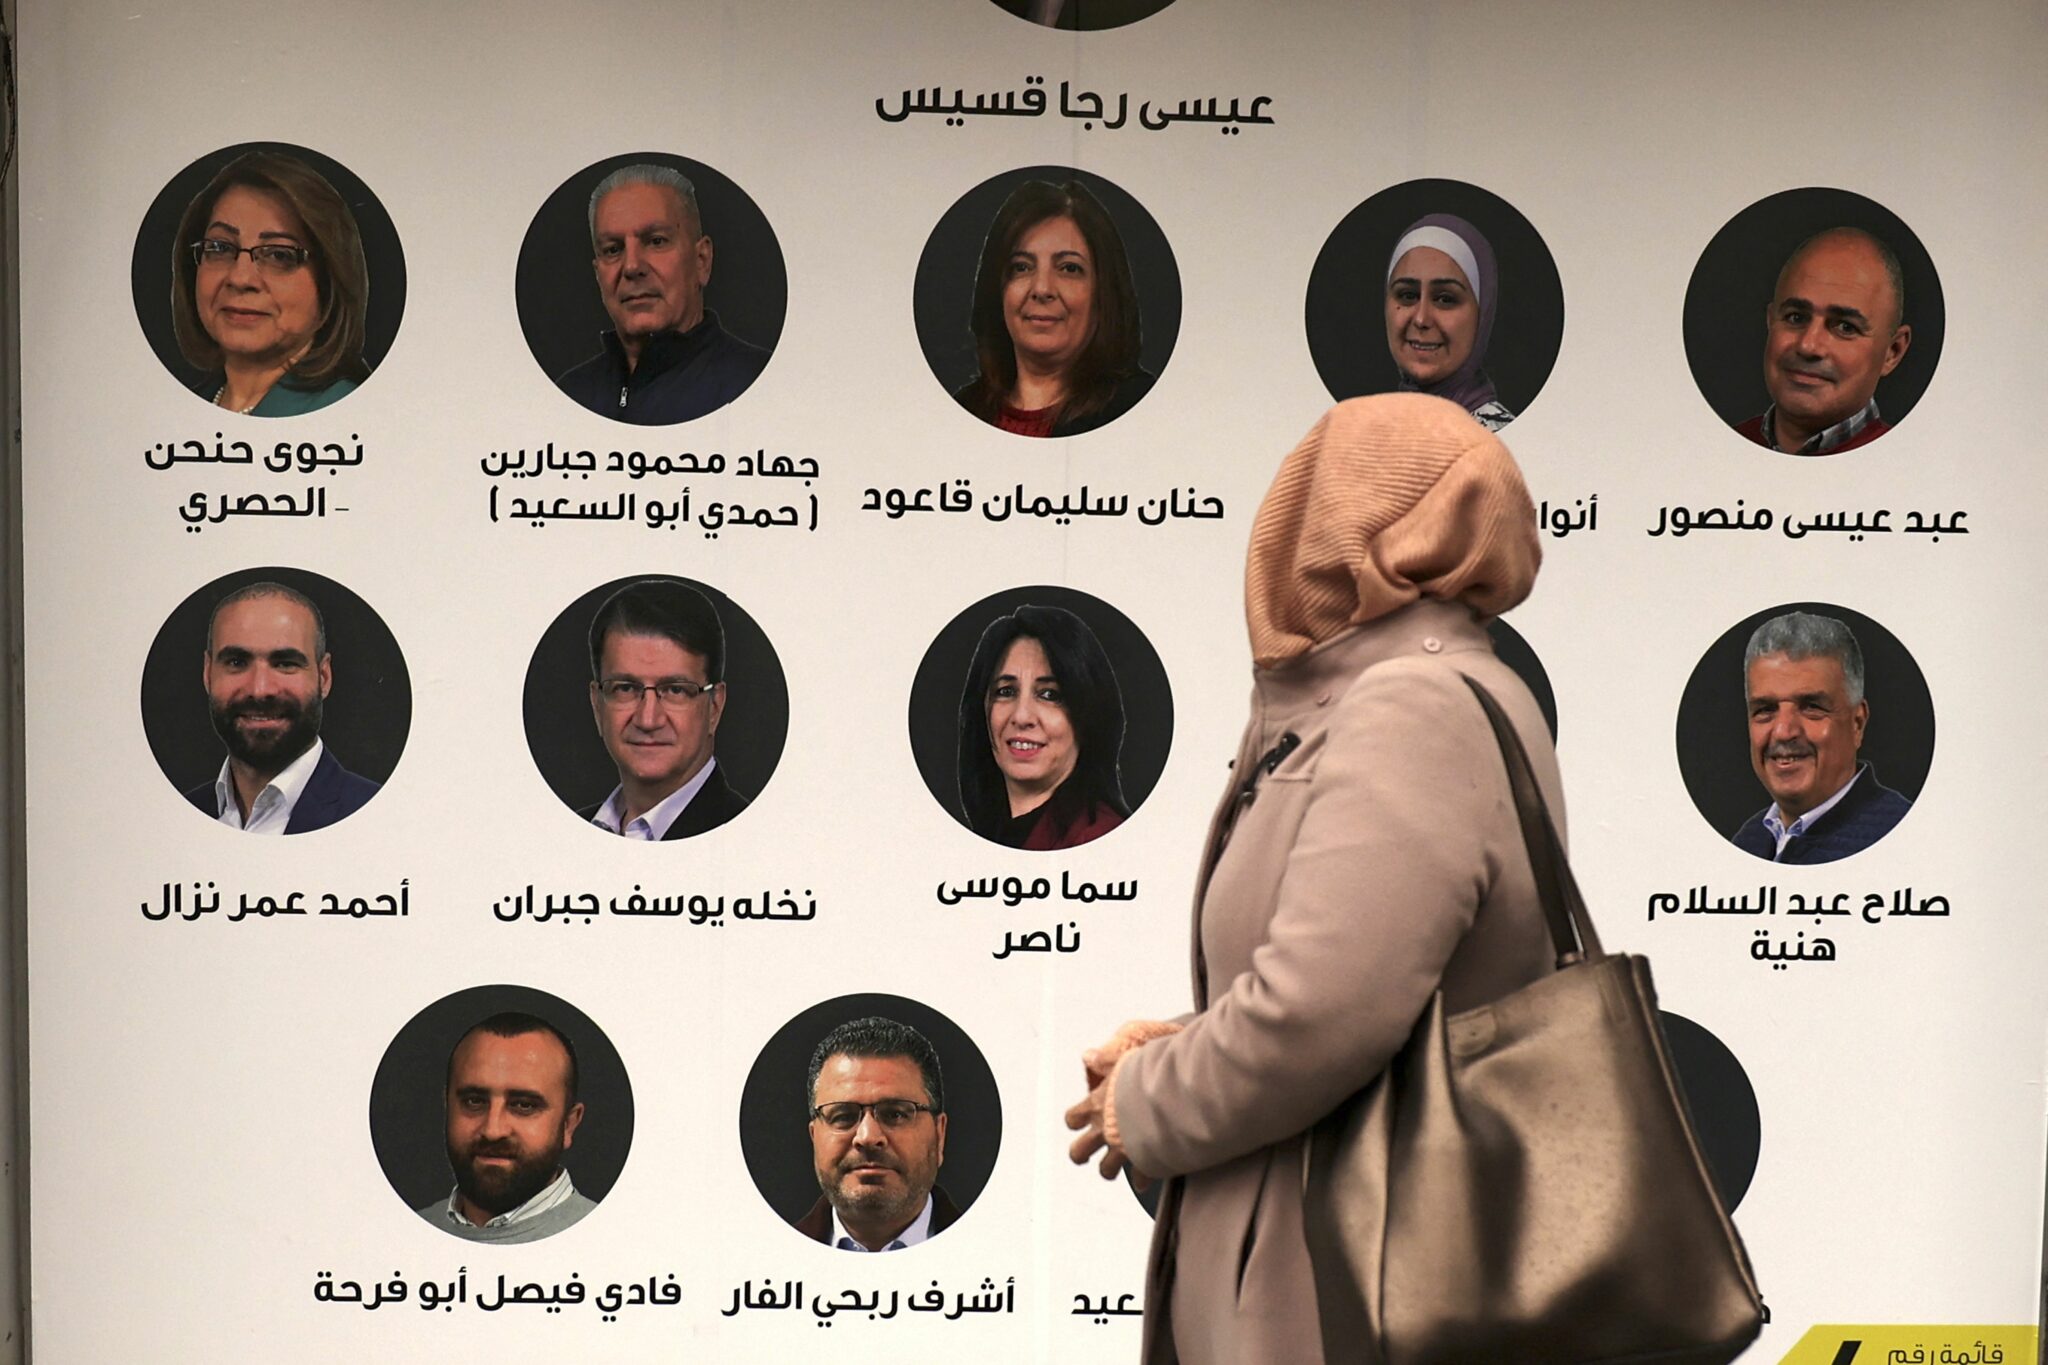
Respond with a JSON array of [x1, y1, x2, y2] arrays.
[[1245, 393, 1540, 668]]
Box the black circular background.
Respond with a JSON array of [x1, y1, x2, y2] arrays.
[[1683, 187, 1944, 441], [1305, 178, 1564, 423], [907, 585, 1172, 848], [1661, 1010, 1761, 1214], [522, 575, 788, 833], [984, 0, 1179, 30], [369, 983, 634, 1234], [141, 565, 410, 826], [913, 165, 1181, 433], [1486, 618, 1558, 741], [515, 152, 785, 416], [1676, 601, 1932, 854], [739, 993, 1000, 1240], [130, 142, 407, 409]]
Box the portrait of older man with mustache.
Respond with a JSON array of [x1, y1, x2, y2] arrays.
[[187, 581, 380, 834], [1731, 611, 1913, 864], [551, 163, 771, 425]]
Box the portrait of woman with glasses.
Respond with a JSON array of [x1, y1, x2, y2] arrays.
[[168, 149, 372, 416]]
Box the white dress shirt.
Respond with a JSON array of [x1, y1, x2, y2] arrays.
[[830, 1194, 935, 1252], [212, 736, 324, 834], [589, 758, 717, 841]]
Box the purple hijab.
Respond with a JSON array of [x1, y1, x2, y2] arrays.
[[1385, 213, 1500, 416]]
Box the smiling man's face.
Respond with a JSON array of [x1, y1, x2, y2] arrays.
[[1761, 230, 1910, 448], [203, 593, 330, 780], [1746, 651, 1868, 822]]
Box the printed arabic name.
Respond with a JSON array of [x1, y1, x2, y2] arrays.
[[1537, 496, 1598, 538], [147, 434, 365, 474], [492, 884, 818, 926], [489, 486, 817, 536], [313, 1268, 681, 1320], [1646, 502, 1968, 541], [724, 1276, 1017, 1322], [937, 870, 1137, 907], [1070, 1290, 1144, 1324], [862, 480, 1223, 526], [142, 880, 409, 922], [878, 76, 1272, 134], [478, 445, 819, 482], [180, 485, 336, 530], [1644, 884, 1950, 968]]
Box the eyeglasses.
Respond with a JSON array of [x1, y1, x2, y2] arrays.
[[190, 238, 313, 275], [809, 1100, 938, 1132], [596, 677, 718, 708]]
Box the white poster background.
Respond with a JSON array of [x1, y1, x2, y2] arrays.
[[20, 0, 2045, 1358]]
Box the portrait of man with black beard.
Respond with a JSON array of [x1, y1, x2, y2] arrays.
[[186, 581, 381, 833], [415, 1013, 597, 1244]]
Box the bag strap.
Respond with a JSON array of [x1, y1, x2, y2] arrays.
[[1460, 675, 1604, 965]]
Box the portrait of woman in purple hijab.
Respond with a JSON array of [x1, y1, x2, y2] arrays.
[[1382, 213, 1514, 431]]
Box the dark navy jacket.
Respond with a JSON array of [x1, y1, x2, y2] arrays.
[[1730, 764, 1912, 864], [554, 311, 769, 425], [185, 745, 382, 834]]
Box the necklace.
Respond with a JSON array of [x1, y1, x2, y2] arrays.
[[212, 385, 259, 416]]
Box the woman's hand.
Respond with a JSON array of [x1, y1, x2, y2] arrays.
[[1065, 1083, 1150, 1188], [1082, 1018, 1183, 1089], [1068, 1020, 1178, 1187]]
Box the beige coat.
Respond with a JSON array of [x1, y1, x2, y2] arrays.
[[1112, 600, 1566, 1365]]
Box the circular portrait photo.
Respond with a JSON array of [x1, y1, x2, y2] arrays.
[[1676, 603, 1932, 865], [523, 576, 787, 841], [131, 142, 406, 417], [915, 165, 1180, 439], [909, 587, 1171, 852], [1660, 1010, 1761, 1214], [1305, 178, 1564, 432], [984, 0, 1177, 28], [141, 567, 408, 834], [370, 984, 633, 1245], [740, 994, 999, 1252], [1684, 187, 1943, 457], [1486, 619, 1558, 740], [516, 152, 785, 426]]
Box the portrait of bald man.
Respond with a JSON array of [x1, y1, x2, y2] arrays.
[[1734, 226, 1912, 455], [552, 163, 770, 424], [188, 580, 381, 833]]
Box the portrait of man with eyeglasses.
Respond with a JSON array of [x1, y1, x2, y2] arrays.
[[581, 578, 750, 840], [796, 1017, 959, 1252]]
